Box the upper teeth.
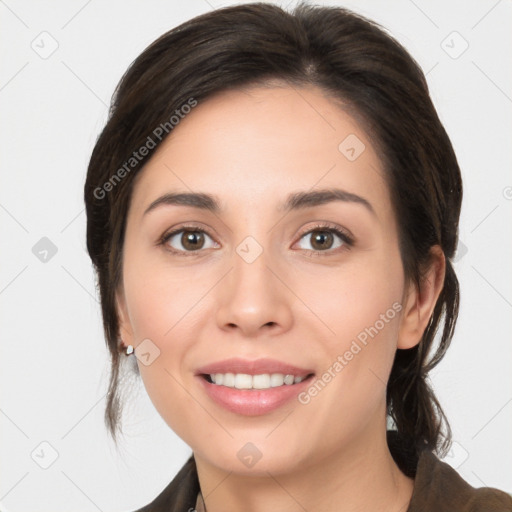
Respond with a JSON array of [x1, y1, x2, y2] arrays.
[[210, 373, 306, 389]]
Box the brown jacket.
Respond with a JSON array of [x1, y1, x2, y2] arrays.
[[133, 442, 512, 511]]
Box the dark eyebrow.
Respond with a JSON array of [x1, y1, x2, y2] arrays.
[[143, 188, 375, 217], [144, 192, 222, 216], [280, 188, 375, 216]]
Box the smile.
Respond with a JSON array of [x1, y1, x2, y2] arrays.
[[204, 372, 311, 389]]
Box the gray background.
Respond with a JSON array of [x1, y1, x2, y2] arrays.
[[1, 0, 511, 510]]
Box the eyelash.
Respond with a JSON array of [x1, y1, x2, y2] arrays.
[[158, 222, 355, 258]]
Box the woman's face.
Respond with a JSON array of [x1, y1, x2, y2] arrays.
[[117, 84, 410, 475]]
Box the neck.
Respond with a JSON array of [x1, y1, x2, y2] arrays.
[[194, 422, 414, 512]]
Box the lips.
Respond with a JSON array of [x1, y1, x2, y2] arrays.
[[195, 366, 315, 416], [195, 357, 315, 377]]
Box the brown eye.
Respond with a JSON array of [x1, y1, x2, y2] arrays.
[[310, 231, 335, 250], [296, 226, 352, 254], [162, 228, 217, 254], [180, 231, 205, 250]]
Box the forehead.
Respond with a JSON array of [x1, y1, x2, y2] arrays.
[[129, 85, 392, 223]]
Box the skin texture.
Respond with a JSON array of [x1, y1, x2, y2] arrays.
[[116, 84, 445, 512]]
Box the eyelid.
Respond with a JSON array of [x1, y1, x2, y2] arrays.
[[296, 221, 354, 244], [158, 222, 219, 254], [293, 222, 355, 255]]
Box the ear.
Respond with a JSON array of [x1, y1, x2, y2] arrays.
[[397, 245, 446, 350], [116, 285, 134, 347]]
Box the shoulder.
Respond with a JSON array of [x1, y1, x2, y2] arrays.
[[408, 449, 512, 512], [131, 454, 199, 512]]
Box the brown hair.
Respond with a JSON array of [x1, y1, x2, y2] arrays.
[[84, 2, 462, 460]]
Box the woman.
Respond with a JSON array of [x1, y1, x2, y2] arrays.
[[84, 2, 512, 511]]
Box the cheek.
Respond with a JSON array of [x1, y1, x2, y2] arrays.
[[307, 250, 403, 349], [122, 245, 207, 339], [125, 281, 204, 445], [121, 251, 216, 441], [294, 253, 404, 420]]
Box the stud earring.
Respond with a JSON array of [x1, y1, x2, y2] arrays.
[[119, 338, 134, 356]]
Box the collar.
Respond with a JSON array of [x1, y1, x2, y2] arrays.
[[194, 449, 512, 512]]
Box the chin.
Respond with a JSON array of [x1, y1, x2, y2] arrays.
[[195, 439, 311, 477]]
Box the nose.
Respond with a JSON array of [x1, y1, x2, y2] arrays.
[[215, 245, 293, 338]]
